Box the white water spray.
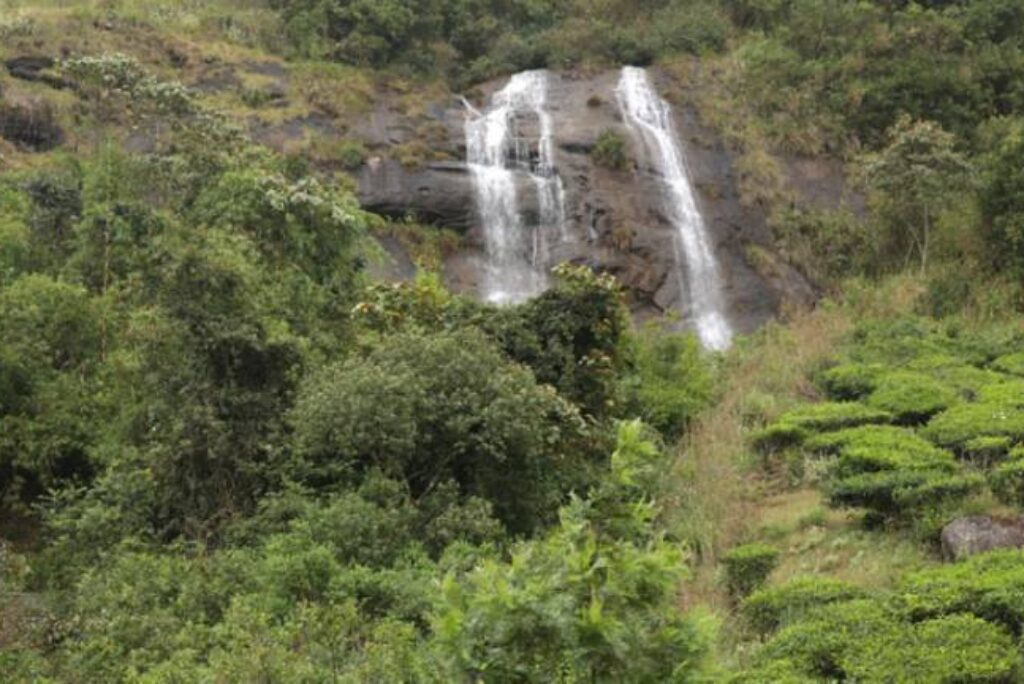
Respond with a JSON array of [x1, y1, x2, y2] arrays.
[[464, 70, 566, 303], [615, 66, 732, 350]]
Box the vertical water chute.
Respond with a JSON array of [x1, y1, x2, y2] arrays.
[[615, 66, 733, 350], [464, 70, 566, 304]]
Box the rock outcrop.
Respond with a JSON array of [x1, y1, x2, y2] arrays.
[[941, 515, 1024, 561], [354, 68, 813, 336]]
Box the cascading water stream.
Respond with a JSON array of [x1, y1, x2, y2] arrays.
[[464, 70, 566, 303], [615, 66, 733, 350]]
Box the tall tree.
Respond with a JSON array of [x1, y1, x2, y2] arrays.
[[862, 115, 973, 274]]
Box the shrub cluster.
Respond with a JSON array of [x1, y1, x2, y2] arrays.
[[721, 543, 779, 598], [740, 563, 1024, 682]]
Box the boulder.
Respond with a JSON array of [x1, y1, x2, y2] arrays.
[[0, 97, 64, 151], [4, 56, 71, 90], [941, 515, 1024, 561]]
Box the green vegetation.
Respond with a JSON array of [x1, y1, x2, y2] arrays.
[[5, 0, 1024, 681], [592, 128, 629, 171], [271, 0, 729, 85], [722, 542, 779, 598]]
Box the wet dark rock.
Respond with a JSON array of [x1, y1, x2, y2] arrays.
[[941, 516, 1024, 561], [0, 97, 64, 151], [4, 56, 71, 90], [348, 67, 821, 336]]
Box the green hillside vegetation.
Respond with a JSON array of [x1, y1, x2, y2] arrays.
[[3, 1, 1024, 682]]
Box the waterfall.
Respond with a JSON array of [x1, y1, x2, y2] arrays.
[[464, 70, 565, 304], [615, 66, 733, 350]]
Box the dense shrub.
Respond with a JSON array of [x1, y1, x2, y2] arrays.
[[486, 263, 630, 418], [964, 436, 1014, 465], [990, 449, 1024, 508], [923, 402, 1024, 451], [272, 0, 730, 83], [291, 328, 591, 534], [722, 543, 779, 598], [769, 402, 891, 433], [621, 327, 715, 439], [0, 275, 101, 504], [805, 425, 955, 474], [899, 549, 1024, 634], [866, 371, 958, 425], [842, 614, 1019, 683], [435, 422, 714, 682], [828, 469, 982, 522], [746, 598, 1020, 682], [741, 576, 867, 635], [992, 352, 1024, 377], [752, 402, 890, 452], [816, 362, 883, 401]]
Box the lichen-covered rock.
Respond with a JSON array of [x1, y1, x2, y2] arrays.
[[941, 515, 1024, 561]]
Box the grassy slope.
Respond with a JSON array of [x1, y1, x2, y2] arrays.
[[0, 1, 450, 173], [667, 277, 952, 665]]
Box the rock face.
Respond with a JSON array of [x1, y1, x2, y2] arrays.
[[941, 516, 1024, 561], [354, 67, 814, 337]]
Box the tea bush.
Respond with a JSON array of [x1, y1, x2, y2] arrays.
[[752, 403, 891, 452], [721, 543, 779, 598], [990, 448, 1024, 508], [746, 598, 1020, 682], [866, 371, 958, 425], [899, 549, 1024, 633], [741, 576, 866, 635], [923, 402, 1024, 452], [992, 352, 1024, 377], [816, 362, 883, 401]]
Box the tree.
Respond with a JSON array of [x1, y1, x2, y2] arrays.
[[291, 328, 592, 534], [861, 116, 973, 274], [980, 120, 1024, 275]]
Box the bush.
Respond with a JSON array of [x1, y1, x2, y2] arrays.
[[816, 363, 883, 400], [866, 371, 958, 425], [752, 402, 891, 453], [485, 263, 629, 419], [842, 613, 1019, 683], [990, 448, 1024, 508], [435, 497, 713, 683], [741, 576, 867, 635], [923, 403, 1024, 452], [317, 137, 367, 171], [899, 549, 1024, 634], [748, 598, 1020, 682], [722, 543, 779, 598], [621, 327, 715, 439], [771, 402, 891, 433], [828, 469, 982, 522], [964, 436, 1013, 465], [291, 328, 590, 534], [750, 422, 808, 453], [806, 425, 955, 473], [976, 380, 1024, 408], [993, 352, 1024, 377], [592, 128, 629, 170], [909, 356, 1007, 399], [753, 599, 894, 679]]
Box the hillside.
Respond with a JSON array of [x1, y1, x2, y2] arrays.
[[3, 1, 1024, 681]]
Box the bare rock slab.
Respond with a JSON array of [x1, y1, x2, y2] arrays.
[[941, 515, 1024, 561]]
